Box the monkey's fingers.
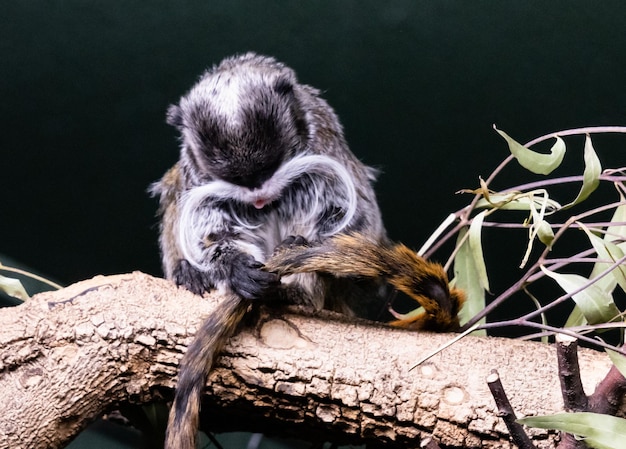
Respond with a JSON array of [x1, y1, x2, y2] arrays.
[[172, 260, 214, 295], [231, 254, 280, 301]]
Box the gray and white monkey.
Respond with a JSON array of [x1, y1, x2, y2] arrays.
[[152, 52, 463, 448], [151, 52, 388, 449]]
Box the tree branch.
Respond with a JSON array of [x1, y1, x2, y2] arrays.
[[0, 272, 620, 448]]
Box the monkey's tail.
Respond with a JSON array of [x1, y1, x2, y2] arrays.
[[264, 233, 465, 331], [165, 294, 249, 449]]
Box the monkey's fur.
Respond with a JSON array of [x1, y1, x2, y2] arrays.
[[151, 53, 463, 449], [266, 233, 465, 332]]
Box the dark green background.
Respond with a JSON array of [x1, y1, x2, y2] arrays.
[[2, 1, 626, 286], [3, 2, 626, 447]]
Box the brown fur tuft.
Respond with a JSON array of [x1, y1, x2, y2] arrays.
[[265, 233, 465, 331]]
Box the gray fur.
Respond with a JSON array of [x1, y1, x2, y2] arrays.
[[151, 53, 387, 448], [153, 52, 386, 309]]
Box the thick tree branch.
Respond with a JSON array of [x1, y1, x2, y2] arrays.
[[0, 272, 621, 448]]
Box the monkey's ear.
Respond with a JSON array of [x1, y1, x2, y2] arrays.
[[166, 104, 184, 128], [273, 76, 294, 96]]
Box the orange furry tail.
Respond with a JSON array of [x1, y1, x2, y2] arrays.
[[264, 233, 465, 331]]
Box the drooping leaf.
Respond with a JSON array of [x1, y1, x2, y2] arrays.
[[535, 219, 555, 247], [605, 196, 626, 252], [606, 349, 626, 379], [525, 288, 549, 343], [519, 412, 626, 449], [475, 193, 562, 212], [495, 126, 566, 175], [562, 134, 601, 208], [520, 190, 555, 268], [452, 228, 486, 332], [541, 266, 620, 325], [581, 222, 626, 294], [0, 274, 29, 301], [564, 304, 587, 328], [469, 210, 490, 292]]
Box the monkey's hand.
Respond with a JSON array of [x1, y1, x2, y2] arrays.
[[229, 252, 280, 301], [173, 259, 214, 296], [172, 254, 279, 300]]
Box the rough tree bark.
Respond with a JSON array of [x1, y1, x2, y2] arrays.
[[0, 272, 621, 448]]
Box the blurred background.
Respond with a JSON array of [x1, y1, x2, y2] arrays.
[[2, 1, 626, 286], [3, 2, 626, 447]]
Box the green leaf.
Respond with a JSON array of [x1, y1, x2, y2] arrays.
[[452, 228, 486, 333], [605, 198, 626, 252], [495, 126, 566, 175], [606, 349, 626, 379], [475, 193, 562, 212], [564, 304, 587, 328], [520, 190, 555, 268], [525, 288, 549, 343], [562, 134, 601, 208], [519, 412, 626, 449], [0, 274, 29, 301], [469, 210, 490, 292], [581, 222, 626, 294], [541, 266, 621, 325], [535, 219, 555, 247]]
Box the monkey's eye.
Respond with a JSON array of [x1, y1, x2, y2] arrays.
[[226, 174, 263, 189], [255, 164, 278, 182], [224, 161, 280, 190]]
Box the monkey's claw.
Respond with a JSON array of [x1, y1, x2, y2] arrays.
[[173, 260, 214, 295], [274, 235, 310, 253]]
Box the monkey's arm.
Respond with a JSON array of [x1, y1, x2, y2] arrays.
[[264, 233, 465, 331], [151, 166, 278, 298]]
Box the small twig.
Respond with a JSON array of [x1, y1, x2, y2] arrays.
[[518, 320, 626, 341], [480, 321, 626, 356], [461, 263, 538, 331], [410, 323, 481, 369], [486, 370, 536, 449], [555, 334, 588, 412], [480, 220, 626, 230], [524, 126, 626, 147], [502, 173, 626, 196]]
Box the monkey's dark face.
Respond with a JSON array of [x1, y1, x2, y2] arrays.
[[169, 74, 307, 192]]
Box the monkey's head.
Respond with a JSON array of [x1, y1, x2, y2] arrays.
[[167, 54, 309, 207]]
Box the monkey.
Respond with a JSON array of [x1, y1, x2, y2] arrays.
[[152, 53, 386, 310], [150, 52, 462, 449], [151, 52, 387, 448]]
